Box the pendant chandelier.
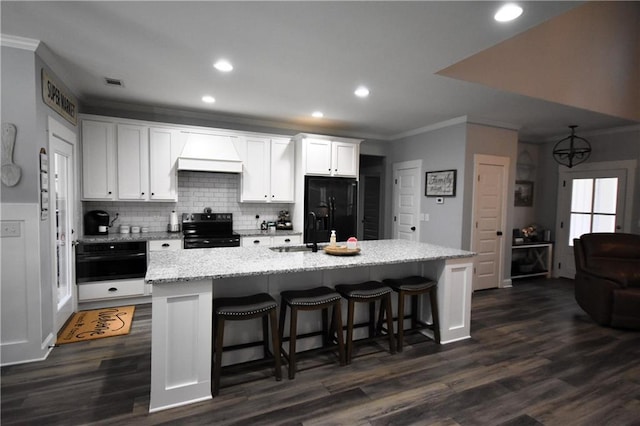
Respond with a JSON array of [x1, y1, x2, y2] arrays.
[[552, 125, 591, 168]]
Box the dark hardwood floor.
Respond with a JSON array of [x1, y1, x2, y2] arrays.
[[2, 278, 639, 425]]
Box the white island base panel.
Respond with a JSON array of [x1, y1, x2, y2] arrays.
[[149, 257, 472, 412]]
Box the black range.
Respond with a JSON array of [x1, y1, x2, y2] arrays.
[[182, 213, 241, 249]]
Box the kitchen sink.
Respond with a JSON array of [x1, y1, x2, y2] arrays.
[[269, 245, 325, 253]]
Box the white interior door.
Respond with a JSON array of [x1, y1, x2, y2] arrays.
[[392, 160, 421, 241], [472, 155, 509, 291], [555, 160, 634, 278], [49, 118, 77, 331]]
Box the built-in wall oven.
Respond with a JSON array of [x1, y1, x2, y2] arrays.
[[76, 241, 147, 283]]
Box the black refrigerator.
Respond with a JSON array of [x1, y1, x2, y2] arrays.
[[304, 176, 358, 244]]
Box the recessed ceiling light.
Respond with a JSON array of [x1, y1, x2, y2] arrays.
[[202, 95, 216, 103], [213, 59, 233, 72], [312, 111, 324, 118], [354, 86, 370, 98], [494, 4, 523, 22]]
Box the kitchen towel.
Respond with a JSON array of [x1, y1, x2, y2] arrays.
[[170, 210, 179, 227]]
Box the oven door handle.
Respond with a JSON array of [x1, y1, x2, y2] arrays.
[[76, 252, 146, 262]]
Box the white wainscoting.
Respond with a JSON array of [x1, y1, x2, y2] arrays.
[[1, 203, 53, 365]]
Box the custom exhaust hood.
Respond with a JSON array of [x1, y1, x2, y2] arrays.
[[177, 132, 243, 173]]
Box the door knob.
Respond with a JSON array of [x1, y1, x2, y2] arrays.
[[411, 226, 416, 231], [497, 231, 503, 236]]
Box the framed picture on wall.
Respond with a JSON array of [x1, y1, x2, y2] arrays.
[[514, 180, 534, 207], [425, 169, 456, 197]]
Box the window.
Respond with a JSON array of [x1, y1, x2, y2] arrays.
[[568, 177, 618, 245]]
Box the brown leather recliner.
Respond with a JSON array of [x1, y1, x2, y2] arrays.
[[573, 233, 640, 329]]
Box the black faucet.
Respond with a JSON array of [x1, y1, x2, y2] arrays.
[[307, 211, 318, 252]]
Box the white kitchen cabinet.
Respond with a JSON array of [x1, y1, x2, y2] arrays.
[[117, 124, 149, 200], [82, 120, 116, 200], [302, 137, 360, 177], [81, 115, 186, 202], [240, 234, 301, 247], [272, 234, 301, 246], [78, 278, 145, 302], [242, 235, 272, 247], [239, 136, 294, 203], [149, 128, 183, 201], [148, 239, 183, 252], [270, 138, 295, 201]]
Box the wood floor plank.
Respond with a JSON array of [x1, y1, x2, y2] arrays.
[[2, 278, 640, 425]]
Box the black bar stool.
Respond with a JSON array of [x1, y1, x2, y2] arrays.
[[380, 276, 440, 351], [279, 286, 345, 379], [335, 281, 396, 364], [213, 293, 282, 396]]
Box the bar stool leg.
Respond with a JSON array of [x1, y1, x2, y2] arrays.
[[213, 316, 225, 396], [333, 301, 346, 366], [384, 294, 396, 354], [321, 308, 329, 347], [430, 287, 441, 344], [397, 289, 406, 352], [278, 301, 287, 349], [262, 315, 270, 357], [288, 305, 298, 379], [346, 299, 355, 364], [269, 308, 282, 381]]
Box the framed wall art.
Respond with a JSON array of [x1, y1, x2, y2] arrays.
[[514, 180, 534, 207], [425, 169, 456, 197]]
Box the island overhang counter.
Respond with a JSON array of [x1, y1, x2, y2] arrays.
[[146, 239, 475, 412]]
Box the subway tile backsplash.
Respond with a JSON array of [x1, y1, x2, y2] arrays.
[[83, 171, 290, 232]]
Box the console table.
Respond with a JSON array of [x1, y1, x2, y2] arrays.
[[511, 242, 553, 279]]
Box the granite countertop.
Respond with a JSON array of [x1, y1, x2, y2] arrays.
[[78, 231, 183, 243], [235, 229, 302, 237], [146, 239, 475, 284]]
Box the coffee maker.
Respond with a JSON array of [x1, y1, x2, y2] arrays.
[[84, 210, 110, 235]]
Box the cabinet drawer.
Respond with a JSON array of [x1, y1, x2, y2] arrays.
[[242, 236, 271, 247], [272, 235, 301, 245], [78, 279, 145, 301], [149, 239, 182, 251]]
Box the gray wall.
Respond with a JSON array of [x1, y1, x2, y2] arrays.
[[1, 47, 38, 203], [385, 123, 467, 249], [536, 127, 640, 236]]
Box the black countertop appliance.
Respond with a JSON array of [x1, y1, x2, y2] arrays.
[[304, 176, 357, 244], [84, 210, 110, 235]]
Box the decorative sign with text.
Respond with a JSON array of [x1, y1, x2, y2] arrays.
[[41, 69, 77, 126]]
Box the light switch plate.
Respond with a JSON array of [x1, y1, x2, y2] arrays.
[[1, 221, 21, 238]]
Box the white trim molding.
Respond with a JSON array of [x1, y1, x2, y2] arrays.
[[1, 34, 40, 51]]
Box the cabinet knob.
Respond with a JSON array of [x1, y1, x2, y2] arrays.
[[162, 243, 170, 248], [108, 191, 112, 195], [264, 195, 267, 198], [334, 169, 337, 172], [108, 287, 118, 292], [141, 192, 145, 195], [285, 238, 290, 243], [253, 240, 260, 244], [151, 192, 155, 196]]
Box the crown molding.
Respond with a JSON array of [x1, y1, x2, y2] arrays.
[[0, 34, 40, 51], [541, 124, 640, 143], [390, 116, 468, 140]]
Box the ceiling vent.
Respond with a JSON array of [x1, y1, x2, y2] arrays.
[[104, 77, 124, 87]]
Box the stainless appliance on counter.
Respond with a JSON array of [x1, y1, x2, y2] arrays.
[[276, 210, 293, 230], [76, 241, 147, 283], [304, 176, 358, 244], [182, 213, 241, 249]]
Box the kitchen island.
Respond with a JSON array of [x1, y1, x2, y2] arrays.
[[146, 239, 474, 412]]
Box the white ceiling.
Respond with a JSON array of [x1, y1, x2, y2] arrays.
[[2, 1, 636, 141]]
